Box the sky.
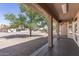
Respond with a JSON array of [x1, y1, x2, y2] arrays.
[[0, 3, 20, 25]]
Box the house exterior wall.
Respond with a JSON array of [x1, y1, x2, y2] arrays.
[[59, 21, 68, 38], [67, 12, 79, 47]]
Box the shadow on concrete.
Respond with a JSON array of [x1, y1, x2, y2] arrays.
[[0, 34, 43, 39], [0, 36, 48, 56]]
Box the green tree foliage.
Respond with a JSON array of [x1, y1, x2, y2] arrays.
[[4, 4, 47, 36], [4, 13, 26, 28], [19, 4, 39, 36], [4, 13, 16, 23], [19, 4, 47, 36]]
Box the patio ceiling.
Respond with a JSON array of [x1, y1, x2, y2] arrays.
[[24, 3, 79, 21]]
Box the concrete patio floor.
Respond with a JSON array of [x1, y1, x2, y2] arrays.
[[31, 38, 79, 56]]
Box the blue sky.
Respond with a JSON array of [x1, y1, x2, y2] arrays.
[[0, 3, 20, 25]]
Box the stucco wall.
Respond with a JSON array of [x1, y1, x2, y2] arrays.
[[68, 12, 79, 47], [59, 21, 67, 38]]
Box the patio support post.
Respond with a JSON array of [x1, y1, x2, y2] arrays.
[[47, 16, 53, 48], [57, 21, 60, 39]]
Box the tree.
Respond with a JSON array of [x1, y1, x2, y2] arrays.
[[4, 4, 48, 36], [4, 13, 16, 23], [19, 4, 48, 35], [17, 14, 26, 27], [4, 13, 27, 28], [19, 4, 39, 36], [36, 15, 47, 28], [4, 13, 17, 28]]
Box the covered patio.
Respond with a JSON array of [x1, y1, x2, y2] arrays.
[[24, 3, 79, 56]]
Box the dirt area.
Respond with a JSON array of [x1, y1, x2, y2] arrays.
[[0, 30, 48, 56]]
